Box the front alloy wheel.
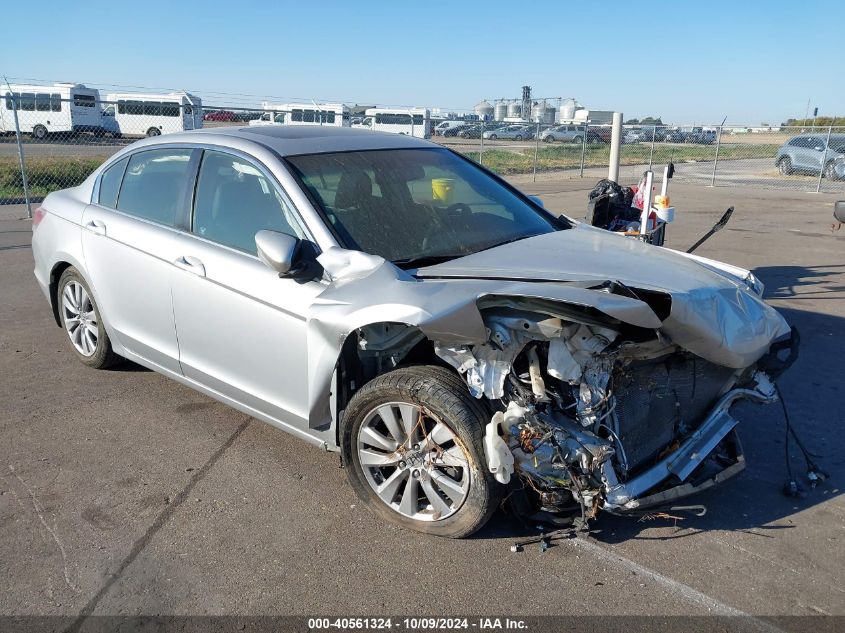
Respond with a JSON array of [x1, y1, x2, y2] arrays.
[[342, 366, 501, 538], [357, 402, 469, 522]]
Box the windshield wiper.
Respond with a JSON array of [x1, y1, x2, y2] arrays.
[[393, 253, 468, 269]]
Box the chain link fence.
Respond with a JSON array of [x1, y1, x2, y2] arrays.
[[3, 92, 844, 218]]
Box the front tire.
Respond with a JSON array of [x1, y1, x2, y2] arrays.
[[341, 366, 501, 538], [824, 161, 839, 180], [57, 267, 120, 369], [777, 156, 793, 175], [146, 127, 161, 137], [32, 125, 48, 140]]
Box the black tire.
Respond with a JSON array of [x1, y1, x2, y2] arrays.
[[146, 127, 161, 137], [32, 125, 48, 140], [572, 135, 583, 144], [488, 134, 497, 140], [341, 365, 501, 538], [777, 156, 793, 175], [57, 267, 120, 369], [823, 161, 838, 180], [543, 136, 554, 143], [514, 134, 523, 141]]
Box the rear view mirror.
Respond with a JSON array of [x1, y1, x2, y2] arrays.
[[255, 230, 300, 275], [834, 201, 845, 224]]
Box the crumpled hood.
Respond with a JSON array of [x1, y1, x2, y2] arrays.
[[416, 225, 790, 369]]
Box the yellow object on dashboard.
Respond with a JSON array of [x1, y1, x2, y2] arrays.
[[432, 178, 455, 204]]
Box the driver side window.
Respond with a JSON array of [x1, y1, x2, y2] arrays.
[[192, 150, 304, 255]]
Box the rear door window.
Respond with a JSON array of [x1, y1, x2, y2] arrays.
[[116, 149, 193, 226]]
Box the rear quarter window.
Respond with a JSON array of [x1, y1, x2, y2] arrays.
[[97, 157, 129, 208]]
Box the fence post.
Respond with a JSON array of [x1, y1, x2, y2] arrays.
[[816, 124, 833, 193], [648, 125, 656, 170], [579, 121, 588, 178], [609, 112, 622, 182], [711, 125, 723, 187], [532, 121, 540, 183], [479, 119, 484, 165], [9, 95, 33, 218]]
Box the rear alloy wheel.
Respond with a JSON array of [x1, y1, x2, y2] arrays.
[[488, 134, 497, 140], [57, 267, 119, 369], [32, 125, 48, 140], [146, 127, 161, 137], [341, 366, 501, 538], [777, 156, 793, 175]]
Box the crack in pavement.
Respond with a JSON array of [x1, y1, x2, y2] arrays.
[[65, 416, 252, 633], [5, 465, 80, 593]]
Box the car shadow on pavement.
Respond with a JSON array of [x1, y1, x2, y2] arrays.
[[472, 265, 844, 544]]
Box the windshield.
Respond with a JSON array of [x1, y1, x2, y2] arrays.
[[286, 148, 563, 265]]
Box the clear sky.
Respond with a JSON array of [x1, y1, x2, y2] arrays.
[[3, 0, 843, 125]]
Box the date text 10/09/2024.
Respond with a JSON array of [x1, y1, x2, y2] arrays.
[[307, 618, 529, 630]]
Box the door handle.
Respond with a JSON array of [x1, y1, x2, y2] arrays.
[[173, 255, 206, 277], [85, 219, 106, 236]]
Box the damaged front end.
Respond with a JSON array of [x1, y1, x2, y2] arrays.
[[435, 303, 798, 524]]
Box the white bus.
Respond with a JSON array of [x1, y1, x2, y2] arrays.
[[103, 92, 202, 137], [249, 102, 350, 127], [1, 82, 104, 139], [363, 108, 431, 138]]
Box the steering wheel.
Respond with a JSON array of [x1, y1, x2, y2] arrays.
[[420, 203, 474, 252], [445, 202, 473, 219]]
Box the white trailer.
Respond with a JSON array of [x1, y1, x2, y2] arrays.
[[362, 108, 431, 138], [1, 82, 104, 139], [103, 92, 202, 137], [249, 102, 350, 127]]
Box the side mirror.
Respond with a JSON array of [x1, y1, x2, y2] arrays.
[[814, 146, 825, 152], [528, 195, 545, 208], [834, 201, 845, 224], [255, 230, 300, 275]]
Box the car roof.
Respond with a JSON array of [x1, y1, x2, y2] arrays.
[[137, 125, 434, 156]]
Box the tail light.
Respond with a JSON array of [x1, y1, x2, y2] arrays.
[[32, 206, 46, 229]]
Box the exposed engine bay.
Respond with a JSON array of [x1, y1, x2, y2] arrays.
[[433, 308, 790, 524]]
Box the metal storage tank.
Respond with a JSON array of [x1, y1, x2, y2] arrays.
[[530, 101, 544, 122], [560, 98, 577, 121], [474, 100, 494, 120], [494, 101, 508, 121], [545, 106, 557, 125], [507, 100, 522, 118]]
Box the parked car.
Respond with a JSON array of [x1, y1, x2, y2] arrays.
[[433, 121, 465, 136], [776, 134, 845, 180], [622, 129, 643, 144], [203, 110, 236, 122], [482, 125, 534, 140], [441, 124, 470, 138], [686, 128, 717, 144], [458, 124, 484, 139], [32, 126, 796, 538], [540, 125, 593, 143]]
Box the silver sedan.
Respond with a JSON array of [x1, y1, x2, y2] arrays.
[[33, 126, 796, 537]]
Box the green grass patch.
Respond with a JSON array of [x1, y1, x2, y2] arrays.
[[0, 156, 106, 198], [454, 143, 780, 176]]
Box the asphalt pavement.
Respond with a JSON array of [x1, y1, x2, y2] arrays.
[[1, 182, 843, 628]]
